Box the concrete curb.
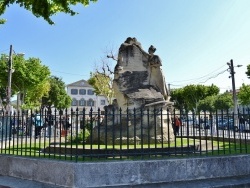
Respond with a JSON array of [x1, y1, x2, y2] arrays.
[[0, 155, 249, 187]]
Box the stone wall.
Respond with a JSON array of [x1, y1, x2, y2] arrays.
[[0, 155, 249, 187]]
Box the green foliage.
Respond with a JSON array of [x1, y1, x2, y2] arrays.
[[170, 88, 186, 110], [22, 80, 50, 109], [197, 92, 233, 112], [238, 83, 250, 106], [0, 0, 97, 25], [0, 54, 51, 109], [214, 93, 233, 110], [170, 84, 220, 112], [88, 71, 114, 104], [0, 18, 6, 24], [197, 95, 216, 112], [84, 122, 93, 132], [42, 76, 72, 109], [67, 129, 90, 144], [0, 86, 7, 107], [206, 84, 220, 96], [246, 65, 250, 78]]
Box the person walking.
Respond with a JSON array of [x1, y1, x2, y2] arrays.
[[210, 115, 217, 136], [33, 113, 43, 139], [45, 113, 53, 138], [174, 116, 181, 136], [239, 115, 245, 133]]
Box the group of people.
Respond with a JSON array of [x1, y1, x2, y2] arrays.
[[32, 114, 72, 139], [172, 115, 218, 136], [239, 115, 249, 132]]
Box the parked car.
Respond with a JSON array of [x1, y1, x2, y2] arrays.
[[182, 116, 199, 127], [218, 119, 238, 131]]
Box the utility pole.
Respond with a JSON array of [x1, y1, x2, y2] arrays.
[[227, 59, 242, 127], [6, 45, 13, 114], [228, 60, 237, 116], [168, 83, 171, 94]]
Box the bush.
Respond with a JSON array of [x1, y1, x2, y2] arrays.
[[67, 129, 90, 144]]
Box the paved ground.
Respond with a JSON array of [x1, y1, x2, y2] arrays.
[[0, 175, 64, 188]]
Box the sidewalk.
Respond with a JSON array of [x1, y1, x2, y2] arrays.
[[0, 175, 64, 188]]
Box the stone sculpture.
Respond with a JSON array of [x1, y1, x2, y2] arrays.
[[92, 37, 174, 144]]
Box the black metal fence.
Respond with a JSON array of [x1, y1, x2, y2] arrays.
[[0, 108, 250, 162]]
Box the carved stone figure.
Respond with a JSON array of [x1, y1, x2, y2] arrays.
[[91, 37, 174, 144]]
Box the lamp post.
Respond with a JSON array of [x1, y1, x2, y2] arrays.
[[227, 59, 242, 126]]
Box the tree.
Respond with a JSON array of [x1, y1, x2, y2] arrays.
[[0, 54, 51, 109], [206, 84, 221, 96], [214, 93, 233, 110], [42, 76, 72, 109], [0, 86, 6, 108], [0, 18, 6, 24], [197, 96, 216, 112], [88, 50, 116, 104], [0, 0, 97, 25], [170, 88, 186, 111], [246, 65, 250, 78], [238, 83, 250, 106], [170, 84, 220, 112], [23, 80, 50, 109], [198, 92, 234, 112], [181, 84, 220, 112], [88, 71, 114, 104]]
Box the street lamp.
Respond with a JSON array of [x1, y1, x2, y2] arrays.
[[227, 59, 242, 126]]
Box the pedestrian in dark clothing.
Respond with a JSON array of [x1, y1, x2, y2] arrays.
[[239, 116, 245, 132], [66, 115, 72, 130]]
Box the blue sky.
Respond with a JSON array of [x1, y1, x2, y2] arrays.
[[1, 0, 250, 93]]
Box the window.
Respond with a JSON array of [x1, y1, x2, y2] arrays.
[[79, 89, 86, 95], [100, 100, 106, 105], [71, 89, 78, 95], [87, 89, 94, 95], [71, 98, 78, 106], [79, 98, 86, 106], [87, 99, 95, 106]]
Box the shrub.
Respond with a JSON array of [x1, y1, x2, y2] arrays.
[[67, 129, 90, 144]]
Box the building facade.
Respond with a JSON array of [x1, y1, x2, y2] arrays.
[[66, 80, 108, 114]]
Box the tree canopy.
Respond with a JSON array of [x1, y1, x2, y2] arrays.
[[246, 65, 250, 78], [0, 18, 6, 24], [197, 93, 233, 112], [0, 0, 97, 24], [0, 54, 51, 109], [170, 84, 220, 112], [170, 88, 186, 110], [88, 71, 114, 104], [42, 76, 72, 109], [238, 83, 250, 106], [197, 95, 216, 112], [213, 93, 233, 110]]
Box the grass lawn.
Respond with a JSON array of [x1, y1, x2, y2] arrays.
[[1, 138, 250, 162]]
